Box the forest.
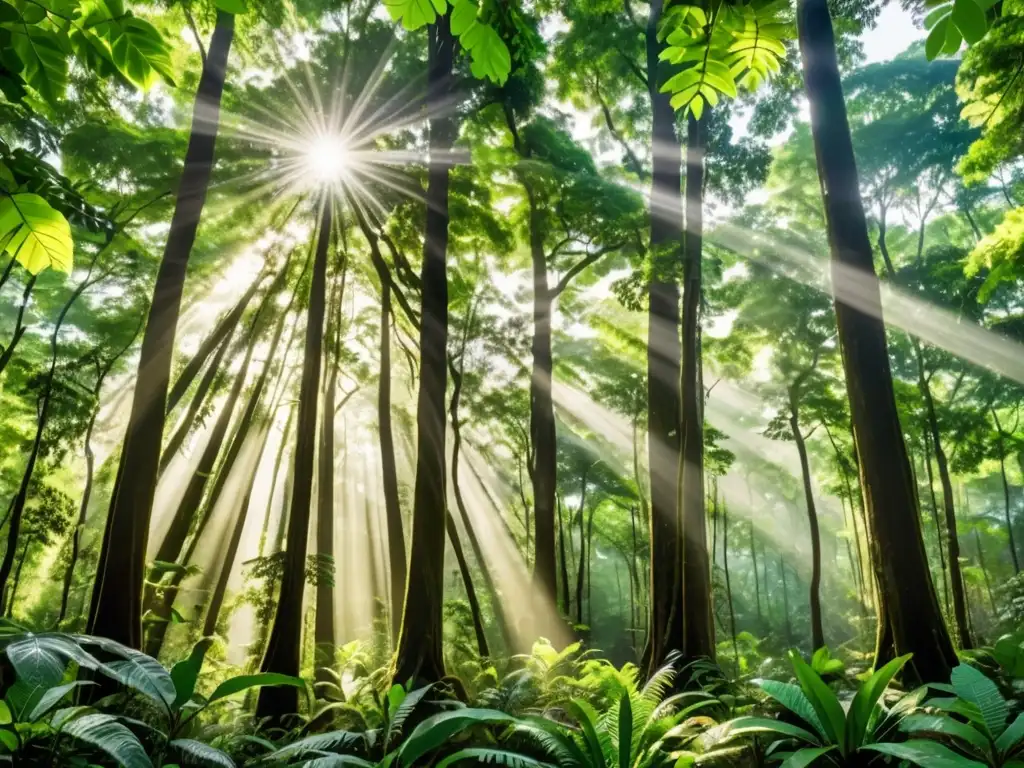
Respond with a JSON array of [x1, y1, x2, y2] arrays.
[[0, 0, 1023, 764]]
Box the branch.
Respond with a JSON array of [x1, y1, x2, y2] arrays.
[[595, 83, 648, 180], [551, 242, 623, 297]]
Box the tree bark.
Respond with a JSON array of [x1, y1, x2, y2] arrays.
[[789, 397, 824, 650], [643, 0, 685, 675], [722, 501, 738, 673], [796, 0, 956, 682], [973, 528, 998, 618], [574, 471, 590, 626], [922, 429, 951, 614], [256, 201, 331, 720], [680, 113, 713, 663], [749, 521, 762, 626], [393, 13, 455, 687], [314, 331, 340, 682], [0, 274, 37, 377], [446, 511, 488, 657], [780, 556, 792, 647], [558, 497, 571, 616], [88, 12, 235, 649], [992, 409, 1019, 573]]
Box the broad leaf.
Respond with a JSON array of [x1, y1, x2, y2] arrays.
[[29, 681, 95, 722], [862, 740, 987, 768], [397, 709, 519, 766], [213, 0, 248, 12], [900, 713, 990, 756], [788, 650, 846, 753], [77, 636, 175, 712], [997, 713, 1024, 756], [9, 26, 67, 105], [950, 664, 1008, 738], [208, 672, 305, 705], [61, 713, 153, 768], [780, 746, 836, 768], [951, 0, 987, 44], [758, 680, 826, 739], [170, 638, 213, 711], [170, 738, 236, 768], [716, 716, 820, 745], [108, 17, 176, 90], [266, 730, 365, 762], [846, 654, 910, 748], [382, 0, 446, 30], [436, 748, 557, 768], [0, 193, 73, 274]]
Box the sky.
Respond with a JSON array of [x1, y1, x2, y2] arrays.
[[863, 4, 927, 64]]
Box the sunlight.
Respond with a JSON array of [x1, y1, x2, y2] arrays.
[[304, 133, 352, 183]]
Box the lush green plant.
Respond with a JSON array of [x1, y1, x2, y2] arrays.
[[708, 649, 966, 766], [900, 663, 1024, 767]]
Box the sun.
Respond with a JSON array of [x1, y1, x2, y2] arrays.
[[305, 134, 352, 183]]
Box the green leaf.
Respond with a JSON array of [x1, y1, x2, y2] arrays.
[[397, 709, 519, 766], [0, 703, 9, 726], [78, 636, 175, 712], [926, 16, 950, 59], [265, 730, 365, 763], [564, 700, 607, 765], [780, 746, 836, 768], [4, 633, 100, 693], [108, 17, 176, 90], [449, 0, 477, 35], [169, 739, 236, 768], [170, 639, 213, 711], [716, 716, 820, 745], [61, 713, 153, 768], [951, 0, 987, 44], [900, 713, 991, 757], [0, 729, 16, 753], [436, 749, 557, 768], [846, 654, 910, 749], [466, 24, 511, 85], [29, 681, 95, 722], [950, 664, 1008, 739], [207, 672, 305, 705], [758, 680, 827, 738], [996, 713, 1024, 756], [0, 193, 73, 274], [788, 650, 846, 753], [213, 0, 248, 13], [924, 3, 952, 28], [862, 740, 987, 768], [9, 25, 67, 105], [618, 691, 632, 768], [382, 0, 446, 30]]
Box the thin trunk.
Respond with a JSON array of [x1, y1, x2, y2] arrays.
[[314, 347, 340, 681], [796, 0, 955, 682], [722, 501, 739, 675], [962, 204, 982, 240], [574, 472, 589, 626], [88, 12, 236, 649], [585, 506, 596, 626], [780, 556, 792, 647], [923, 429, 951, 614], [790, 397, 824, 650], [0, 275, 37, 377], [166, 271, 263, 413], [6, 542, 30, 616], [256, 201, 331, 719], [993, 409, 1019, 573], [749, 521, 762, 625], [447, 511, 488, 657], [680, 112, 713, 663], [974, 528, 998, 618], [558, 497, 570, 616], [259, 406, 296, 558], [630, 504, 639, 632], [918, 352, 970, 648], [393, 13, 455, 686], [643, 0, 684, 675]]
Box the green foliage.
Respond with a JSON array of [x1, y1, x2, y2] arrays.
[[924, 0, 995, 60], [0, 191, 73, 274]]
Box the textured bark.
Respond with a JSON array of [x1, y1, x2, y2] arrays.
[[574, 471, 590, 626], [314, 340, 339, 680], [558, 498, 570, 615], [256, 202, 331, 719], [393, 13, 454, 687], [923, 431, 951, 614], [446, 511, 488, 657], [88, 12, 235, 648], [680, 113, 713, 662], [790, 398, 824, 650], [797, 0, 956, 682], [643, 0, 684, 675]]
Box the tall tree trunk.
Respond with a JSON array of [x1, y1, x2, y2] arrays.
[[973, 527, 998, 618], [749, 521, 762, 626], [256, 201, 331, 719], [796, 0, 956, 682], [917, 355, 970, 648], [6, 542, 30, 616], [373, 258, 407, 643], [393, 13, 455, 686], [789, 397, 824, 650], [680, 113, 712, 662], [446, 512, 488, 657], [558, 497, 571, 616], [0, 275, 37, 377], [722, 501, 738, 673], [993, 409, 1019, 573], [923, 430, 951, 614], [314, 346, 340, 682], [574, 472, 590, 626], [166, 270, 263, 414], [88, 12, 236, 648], [259, 405, 295, 558], [585, 506, 596, 626], [780, 556, 792, 647], [643, 0, 684, 675]]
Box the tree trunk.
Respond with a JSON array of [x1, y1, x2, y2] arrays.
[[314, 344, 340, 681], [749, 521, 762, 626], [796, 0, 956, 682], [558, 497, 570, 616], [374, 259, 407, 643], [789, 398, 824, 650], [256, 201, 331, 720], [0, 275, 37, 377], [917, 353, 970, 648], [6, 542, 30, 616], [992, 409, 1019, 573], [923, 430, 951, 614], [722, 501, 738, 673], [446, 511, 488, 657], [259, 405, 295, 558], [166, 270, 262, 414], [585, 506, 596, 626], [393, 13, 455, 687], [973, 528, 998, 618], [680, 113, 713, 663], [574, 472, 590, 626], [643, 0, 684, 675], [780, 556, 792, 647], [88, 12, 235, 649]]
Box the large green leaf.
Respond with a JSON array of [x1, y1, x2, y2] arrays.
[[715, 716, 820, 745], [4, 633, 100, 694], [76, 636, 174, 713], [618, 690, 632, 768], [396, 709, 519, 766], [788, 650, 846, 754], [0, 193, 73, 273], [265, 730, 365, 762], [108, 17, 176, 90], [170, 638, 213, 711], [845, 653, 910, 748], [61, 713, 153, 768], [207, 672, 305, 705], [951, 0, 987, 44], [997, 713, 1024, 756], [779, 746, 837, 768], [862, 740, 987, 768], [28, 681, 95, 722], [758, 680, 826, 739], [169, 738, 236, 768], [382, 0, 446, 30], [8, 25, 67, 105], [564, 700, 608, 766], [900, 713, 990, 757], [436, 748, 557, 768], [213, 0, 248, 12], [465, 23, 511, 85], [951, 664, 1008, 739]]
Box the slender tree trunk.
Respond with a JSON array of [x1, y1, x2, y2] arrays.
[[585, 506, 596, 626], [393, 14, 454, 686], [0, 275, 37, 377], [749, 521, 762, 626], [259, 406, 295, 558], [973, 528, 998, 618], [447, 511, 488, 657], [314, 347, 340, 682], [6, 542, 30, 616], [993, 409, 1019, 573], [643, 0, 685, 676], [789, 398, 824, 650], [166, 271, 263, 414], [923, 430, 951, 614], [780, 556, 792, 647], [722, 501, 739, 673], [574, 472, 589, 626], [680, 112, 713, 663], [88, 12, 236, 649], [917, 354, 970, 648], [558, 497, 571, 616], [796, 0, 956, 682], [256, 202, 331, 720]]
